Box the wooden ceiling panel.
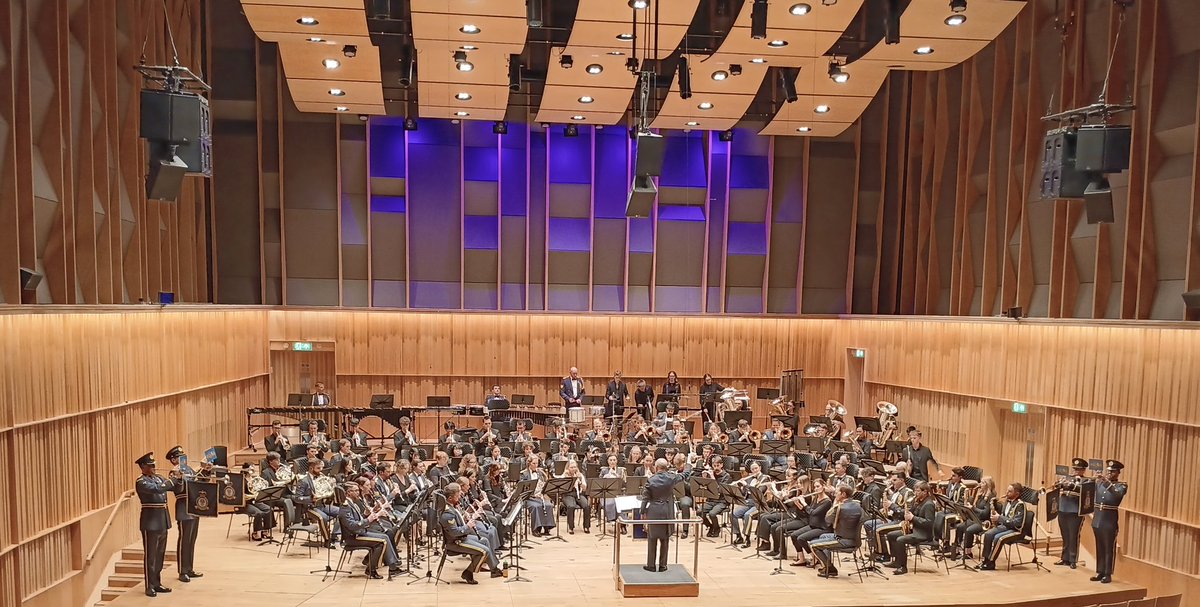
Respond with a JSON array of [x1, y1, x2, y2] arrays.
[[242, 0, 363, 8], [758, 120, 853, 137], [716, 28, 842, 62], [534, 110, 626, 125], [416, 45, 518, 86], [650, 115, 740, 132], [410, 0, 525, 18], [655, 91, 760, 121], [730, 0, 866, 32], [286, 78, 385, 105], [792, 57, 890, 97], [539, 85, 632, 114], [574, 0, 700, 25], [276, 41, 381, 82], [769, 95, 873, 125], [567, 20, 691, 58], [900, 0, 1026, 41], [420, 106, 509, 121], [410, 13, 528, 45], [540, 53, 640, 88], [858, 36, 990, 68], [294, 102, 387, 114], [241, 5, 369, 36]]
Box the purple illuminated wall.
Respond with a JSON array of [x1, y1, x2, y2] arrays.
[[358, 117, 811, 313]]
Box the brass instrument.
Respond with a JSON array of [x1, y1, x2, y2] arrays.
[[981, 497, 1002, 530], [748, 429, 762, 442], [779, 427, 794, 441], [769, 395, 791, 415], [717, 432, 729, 444], [600, 431, 612, 443], [275, 463, 296, 485], [312, 475, 338, 502], [278, 433, 291, 450], [874, 401, 899, 448]]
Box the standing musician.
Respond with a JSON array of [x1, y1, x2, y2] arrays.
[[519, 456, 556, 536], [809, 485, 863, 578], [605, 370, 630, 419], [979, 482, 1028, 570], [264, 420, 291, 459], [164, 446, 203, 583], [883, 480, 936, 575], [1055, 457, 1090, 569], [640, 459, 677, 572], [560, 366, 585, 410], [633, 379, 655, 421], [391, 416, 417, 461], [902, 428, 945, 482], [698, 373, 724, 427], [135, 453, 175, 597], [440, 482, 503, 584], [558, 459, 591, 534], [699, 457, 733, 537], [301, 420, 330, 454], [945, 476, 996, 560], [312, 381, 333, 406], [1091, 460, 1127, 584], [339, 482, 402, 579], [484, 385, 508, 412], [343, 417, 368, 449], [934, 467, 969, 551], [662, 371, 682, 397], [866, 473, 913, 561]]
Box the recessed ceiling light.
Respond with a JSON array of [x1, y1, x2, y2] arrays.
[[698, 102, 714, 110], [329, 88, 345, 96], [457, 61, 474, 72], [586, 64, 604, 74], [797, 126, 812, 132], [789, 3, 811, 14], [307, 37, 325, 43], [323, 59, 340, 69], [815, 104, 830, 113], [455, 111, 470, 117], [460, 45, 478, 51], [750, 57, 767, 64], [629, 0, 649, 8], [616, 33, 634, 41], [456, 92, 472, 100], [579, 96, 594, 104], [460, 24, 481, 34], [571, 115, 586, 121], [711, 70, 729, 81], [608, 51, 625, 56], [297, 16, 318, 26], [914, 46, 934, 55], [768, 40, 789, 48], [944, 14, 966, 26], [686, 121, 699, 126], [335, 106, 349, 112]]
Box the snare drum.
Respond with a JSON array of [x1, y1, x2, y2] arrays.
[[568, 407, 585, 424]]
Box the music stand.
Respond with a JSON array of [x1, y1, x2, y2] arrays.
[[742, 485, 773, 561], [590, 477, 624, 541], [1018, 487, 1050, 572], [725, 441, 752, 459], [287, 393, 314, 407], [944, 496, 983, 572], [512, 394, 534, 406], [542, 477, 574, 544], [714, 483, 745, 551], [369, 394, 394, 408], [756, 387, 781, 400], [655, 393, 679, 414], [884, 440, 907, 462], [501, 488, 534, 582], [723, 410, 752, 430], [689, 477, 722, 545]]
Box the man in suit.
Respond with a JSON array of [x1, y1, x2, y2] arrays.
[[164, 446, 203, 583], [1056, 457, 1089, 569], [884, 480, 937, 575], [293, 459, 341, 543], [1091, 460, 1127, 583], [979, 482, 1029, 571], [934, 467, 968, 551], [135, 453, 174, 597], [263, 420, 291, 459], [810, 485, 863, 578], [301, 420, 329, 455], [640, 459, 677, 572], [312, 381, 333, 406], [441, 482, 503, 584], [338, 483, 402, 579], [560, 367, 585, 410]]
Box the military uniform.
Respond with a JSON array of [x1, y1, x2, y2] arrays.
[[810, 498, 863, 577], [338, 495, 399, 578], [885, 494, 936, 573], [640, 470, 678, 571], [134, 453, 174, 597], [440, 501, 500, 584], [164, 446, 202, 583], [980, 495, 1028, 569], [1091, 460, 1127, 583], [1056, 457, 1090, 568]]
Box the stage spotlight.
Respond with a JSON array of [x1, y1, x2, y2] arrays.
[[828, 61, 849, 83], [398, 48, 415, 87], [527, 0, 544, 27], [454, 50, 468, 63], [719, 129, 734, 142], [950, 0, 967, 12], [677, 57, 693, 99], [404, 117, 418, 131], [884, 0, 901, 44], [729, 64, 742, 76], [493, 121, 508, 135], [560, 54, 574, 69], [780, 69, 798, 103], [508, 54, 521, 91], [751, 0, 768, 39], [565, 124, 579, 137], [343, 45, 357, 58], [625, 57, 640, 72]]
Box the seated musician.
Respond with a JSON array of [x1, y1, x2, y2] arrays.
[[477, 417, 501, 446], [669, 453, 695, 538], [633, 379, 655, 421], [411, 460, 434, 492], [654, 402, 679, 429], [558, 459, 591, 534], [329, 439, 360, 480], [730, 460, 766, 547], [296, 444, 325, 475], [312, 381, 333, 407], [264, 420, 291, 459], [294, 459, 341, 543], [699, 457, 733, 537], [440, 482, 503, 584], [514, 442, 537, 470], [979, 482, 1028, 570], [427, 451, 453, 485], [865, 473, 912, 560], [457, 473, 504, 552], [457, 453, 480, 477], [756, 470, 805, 553], [439, 422, 461, 446], [356, 477, 403, 553], [552, 440, 575, 463], [374, 461, 408, 509], [627, 445, 644, 465], [449, 444, 468, 459], [662, 419, 684, 444], [344, 417, 368, 449], [519, 455, 556, 536], [828, 462, 855, 491], [858, 468, 885, 511], [809, 485, 864, 578], [731, 419, 753, 443], [628, 418, 655, 445], [946, 476, 996, 560], [601, 454, 628, 526], [387, 460, 420, 506], [585, 418, 607, 442], [361, 451, 381, 477], [634, 453, 655, 477], [301, 420, 329, 454], [260, 451, 290, 486], [483, 445, 509, 471], [241, 463, 277, 541], [762, 419, 790, 468], [510, 419, 533, 443], [482, 463, 509, 509], [934, 467, 969, 551], [338, 482, 402, 579], [786, 479, 833, 564], [883, 480, 937, 575], [391, 416, 417, 461], [546, 418, 570, 442]]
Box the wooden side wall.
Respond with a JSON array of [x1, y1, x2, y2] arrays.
[[0, 309, 268, 606]]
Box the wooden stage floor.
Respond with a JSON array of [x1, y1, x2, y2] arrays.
[[107, 518, 1144, 607]]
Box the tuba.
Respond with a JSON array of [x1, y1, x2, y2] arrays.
[[874, 401, 899, 448]]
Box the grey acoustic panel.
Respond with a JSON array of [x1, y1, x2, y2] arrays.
[[464, 181, 499, 215], [592, 218, 627, 285], [725, 255, 765, 288], [548, 251, 589, 285], [728, 189, 768, 222], [284, 209, 340, 279], [547, 284, 588, 310], [370, 211, 406, 280], [286, 278, 339, 306], [654, 286, 703, 313], [464, 249, 498, 283], [548, 183, 591, 218], [372, 280, 406, 307], [464, 283, 499, 309]]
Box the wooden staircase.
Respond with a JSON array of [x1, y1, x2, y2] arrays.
[[94, 546, 177, 607]]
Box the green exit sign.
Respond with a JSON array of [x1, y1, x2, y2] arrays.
[[293, 342, 313, 352], [853, 349, 866, 358], [1011, 402, 1027, 414]]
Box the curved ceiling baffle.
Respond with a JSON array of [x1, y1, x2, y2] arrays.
[[240, 0, 385, 114], [652, 0, 863, 132], [535, 0, 701, 126], [409, 0, 528, 122], [762, 0, 1026, 136]]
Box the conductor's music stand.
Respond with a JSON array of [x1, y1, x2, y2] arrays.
[[590, 477, 623, 542]]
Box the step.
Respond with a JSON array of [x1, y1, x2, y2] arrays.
[[121, 547, 178, 562], [100, 588, 123, 602], [108, 575, 142, 588], [115, 560, 143, 575], [94, 602, 109, 607]]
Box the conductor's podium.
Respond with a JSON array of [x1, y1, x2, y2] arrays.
[[614, 516, 703, 598], [616, 564, 699, 598]]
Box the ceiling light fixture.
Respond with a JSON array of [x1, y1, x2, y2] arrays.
[[789, 3, 811, 14], [719, 130, 734, 142], [944, 14, 966, 25], [686, 121, 699, 126], [629, 0, 649, 8], [457, 61, 474, 71], [456, 92, 472, 100], [297, 16, 318, 26], [750, 57, 767, 64], [828, 61, 849, 83], [711, 70, 729, 81], [608, 51, 625, 56], [455, 111, 469, 117], [822, 0, 837, 5], [914, 46, 934, 55], [565, 124, 579, 137], [342, 45, 357, 58], [307, 37, 325, 43], [572, 115, 586, 121], [698, 102, 714, 110], [508, 55, 521, 91], [329, 88, 345, 96], [335, 106, 349, 112], [797, 126, 812, 132], [460, 45, 478, 50], [616, 33, 634, 41], [460, 24, 481, 34], [560, 55, 574, 69], [493, 121, 508, 135], [730, 64, 743, 76], [780, 69, 798, 103], [586, 64, 603, 74], [768, 40, 789, 47], [527, 0, 544, 27], [579, 96, 594, 103], [323, 59, 341, 69], [815, 104, 830, 113]]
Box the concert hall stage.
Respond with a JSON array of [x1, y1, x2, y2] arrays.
[[103, 518, 1145, 607]]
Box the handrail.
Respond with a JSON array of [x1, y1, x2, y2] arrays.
[[86, 491, 135, 563], [614, 517, 703, 586]]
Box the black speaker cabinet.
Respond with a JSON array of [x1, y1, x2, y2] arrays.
[[18, 267, 42, 291], [1075, 125, 1131, 173], [1040, 129, 1090, 199], [626, 175, 657, 217], [633, 132, 665, 177], [146, 153, 188, 201], [140, 90, 212, 176], [1083, 191, 1115, 224]]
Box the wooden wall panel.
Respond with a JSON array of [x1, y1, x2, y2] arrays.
[[268, 350, 336, 407]]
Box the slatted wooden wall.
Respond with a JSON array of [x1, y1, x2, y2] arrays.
[[0, 309, 268, 607]]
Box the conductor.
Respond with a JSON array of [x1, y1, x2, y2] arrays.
[[640, 458, 677, 572]]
